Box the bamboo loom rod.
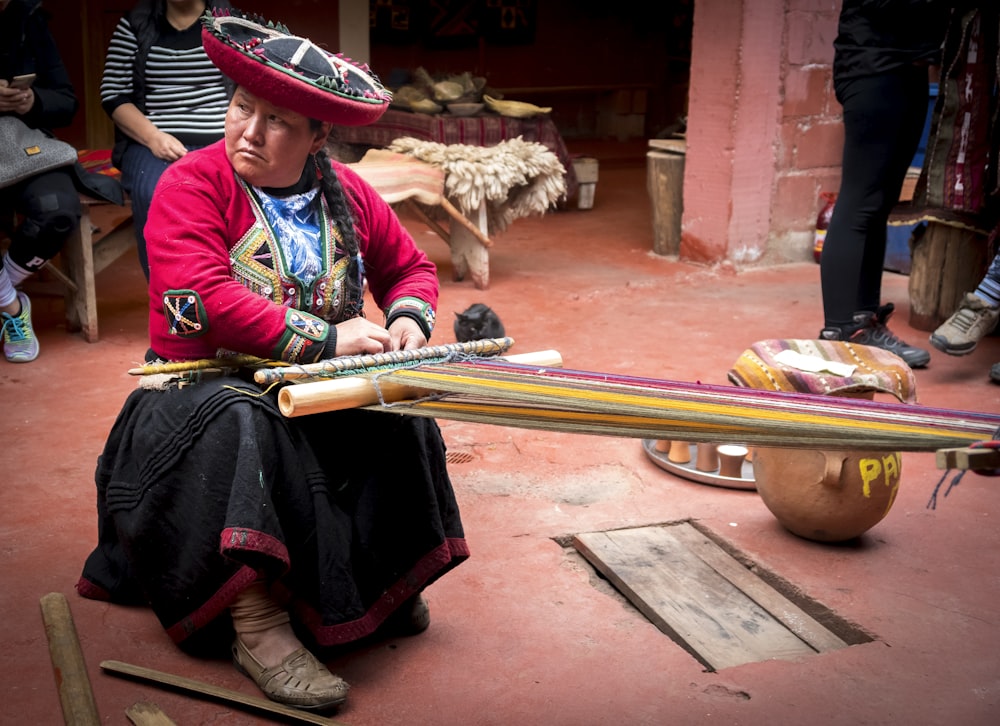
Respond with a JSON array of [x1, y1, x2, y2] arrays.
[[277, 349, 564, 417]]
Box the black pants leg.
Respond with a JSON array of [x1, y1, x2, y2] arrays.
[[0, 167, 81, 273], [821, 66, 930, 329]]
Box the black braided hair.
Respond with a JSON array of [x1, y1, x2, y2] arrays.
[[313, 146, 365, 319]]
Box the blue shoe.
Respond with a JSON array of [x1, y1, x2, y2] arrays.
[[1, 291, 40, 363]]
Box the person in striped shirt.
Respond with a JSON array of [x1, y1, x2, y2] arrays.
[[101, 0, 232, 279]]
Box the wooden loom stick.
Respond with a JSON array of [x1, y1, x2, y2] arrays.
[[936, 445, 1000, 472], [101, 660, 349, 726], [39, 592, 101, 726], [129, 354, 272, 376], [255, 337, 516, 384], [278, 349, 564, 417]]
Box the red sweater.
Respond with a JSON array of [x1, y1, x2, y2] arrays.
[[145, 140, 438, 362]]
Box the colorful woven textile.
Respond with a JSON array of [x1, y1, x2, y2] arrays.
[[76, 148, 121, 180], [347, 149, 448, 206], [726, 339, 917, 404]]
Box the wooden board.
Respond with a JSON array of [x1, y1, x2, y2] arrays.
[[907, 221, 989, 331], [573, 522, 848, 671]]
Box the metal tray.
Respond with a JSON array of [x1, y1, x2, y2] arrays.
[[642, 439, 756, 491]]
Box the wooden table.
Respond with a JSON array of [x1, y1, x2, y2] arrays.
[[335, 108, 579, 199]]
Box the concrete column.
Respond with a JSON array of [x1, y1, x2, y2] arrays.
[[682, 0, 842, 266]]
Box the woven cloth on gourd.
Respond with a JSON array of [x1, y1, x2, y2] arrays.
[[727, 339, 917, 404], [386, 136, 566, 234]]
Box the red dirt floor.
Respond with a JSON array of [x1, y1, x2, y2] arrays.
[[2, 144, 999, 725]]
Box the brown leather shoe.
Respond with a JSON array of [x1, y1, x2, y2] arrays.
[[383, 593, 431, 636], [232, 638, 349, 711]]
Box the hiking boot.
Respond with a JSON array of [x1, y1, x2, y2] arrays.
[[1, 291, 39, 363], [819, 304, 930, 368], [929, 293, 1000, 356]]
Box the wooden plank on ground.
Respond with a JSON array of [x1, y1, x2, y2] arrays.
[[573, 522, 830, 671], [668, 524, 848, 652]]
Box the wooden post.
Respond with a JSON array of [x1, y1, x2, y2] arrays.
[[448, 200, 491, 290], [907, 221, 989, 331], [646, 147, 685, 256], [39, 592, 101, 726]]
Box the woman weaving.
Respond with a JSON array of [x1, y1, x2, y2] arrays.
[[77, 10, 468, 713]]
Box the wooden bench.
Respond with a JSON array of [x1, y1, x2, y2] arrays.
[[60, 196, 135, 342], [1, 193, 135, 343]]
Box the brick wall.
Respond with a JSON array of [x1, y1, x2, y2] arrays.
[[682, 0, 843, 266]]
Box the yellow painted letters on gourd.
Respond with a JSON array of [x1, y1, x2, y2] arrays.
[[858, 452, 902, 513]]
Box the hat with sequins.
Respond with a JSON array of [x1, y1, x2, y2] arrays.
[[201, 9, 392, 126]]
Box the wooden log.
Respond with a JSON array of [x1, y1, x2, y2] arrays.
[[447, 201, 491, 289], [907, 221, 989, 331], [278, 349, 563, 418], [646, 149, 685, 256], [39, 592, 101, 726]]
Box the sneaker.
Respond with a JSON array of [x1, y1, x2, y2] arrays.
[[929, 292, 1000, 356], [1, 291, 39, 363], [819, 304, 930, 368]]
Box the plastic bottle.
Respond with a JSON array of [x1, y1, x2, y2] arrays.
[[813, 192, 836, 263]]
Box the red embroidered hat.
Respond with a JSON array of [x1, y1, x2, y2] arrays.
[[201, 9, 392, 126]]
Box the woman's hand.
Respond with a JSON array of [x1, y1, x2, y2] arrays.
[[148, 130, 188, 162], [0, 81, 33, 115], [388, 316, 428, 352], [331, 317, 393, 356]]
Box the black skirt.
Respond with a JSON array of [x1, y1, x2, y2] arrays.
[[77, 378, 468, 649]]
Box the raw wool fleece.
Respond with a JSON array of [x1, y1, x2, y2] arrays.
[[386, 136, 566, 234]]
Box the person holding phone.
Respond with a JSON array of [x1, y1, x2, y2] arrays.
[[101, 0, 233, 280], [0, 0, 81, 363]]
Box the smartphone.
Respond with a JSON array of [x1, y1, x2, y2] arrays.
[[10, 73, 36, 89]]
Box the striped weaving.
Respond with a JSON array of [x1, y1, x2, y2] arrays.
[[347, 150, 448, 206], [360, 360, 999, 452]]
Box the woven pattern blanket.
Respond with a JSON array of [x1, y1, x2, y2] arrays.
[[386, 136, 566, 234], [347, 149, 447, 206], [727, 339, 917, 404]]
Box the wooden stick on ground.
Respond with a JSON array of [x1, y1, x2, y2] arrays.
[[126, 702, 177, 726], [39, 592, 101, 726], [101, 660, 350, 726]]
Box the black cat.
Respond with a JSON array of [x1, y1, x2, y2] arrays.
[[454, 303, 505, 342]]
